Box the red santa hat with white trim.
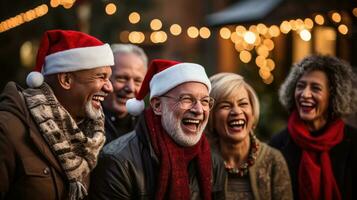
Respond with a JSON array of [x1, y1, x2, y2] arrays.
[[26, 29, 114, 88], [126, 59, 211, 116]]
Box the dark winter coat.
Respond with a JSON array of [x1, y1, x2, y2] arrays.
[[89, 114, 223, 199], [103, 108, 137, 145], [0, 82, 89, 200], [269, 125, 357, 200]]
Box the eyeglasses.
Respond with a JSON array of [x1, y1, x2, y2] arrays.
[[161, 94, 215, 111]]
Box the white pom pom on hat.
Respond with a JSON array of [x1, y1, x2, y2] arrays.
[[126, 59, 211, 116], [26, 71, 44, 88], [26, 29, 114, 88], [126, 98, 145, 116]]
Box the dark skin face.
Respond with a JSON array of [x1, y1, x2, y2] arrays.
[[56, 66, 113, 122]]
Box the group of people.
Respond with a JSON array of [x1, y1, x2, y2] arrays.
[[0, 29, 356, 200]]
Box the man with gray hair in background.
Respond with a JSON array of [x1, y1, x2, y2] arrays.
[[102, 44, 148, 144]]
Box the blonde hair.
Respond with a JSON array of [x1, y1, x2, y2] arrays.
[[207, 72, 260, 141]]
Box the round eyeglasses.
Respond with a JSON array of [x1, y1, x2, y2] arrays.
[[161, 94, 215, 111]]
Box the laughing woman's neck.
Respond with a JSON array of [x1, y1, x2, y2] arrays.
[[219, 137, 250, 164], [305, 117, 328, 132]]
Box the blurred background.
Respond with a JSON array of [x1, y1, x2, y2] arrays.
[[1, 0, 356, 140]]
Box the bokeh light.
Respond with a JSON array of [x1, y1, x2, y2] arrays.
[[105, 3, 117, 15], [170, 24, 182, 36], [129, 12, 140, 24]]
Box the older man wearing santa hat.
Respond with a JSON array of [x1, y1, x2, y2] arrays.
[[0, 30, 113, 200], [90, 59, 217, 199]]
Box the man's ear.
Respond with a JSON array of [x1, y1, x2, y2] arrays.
[[57, 73, 73, 90], [150, 97, 162, 115]]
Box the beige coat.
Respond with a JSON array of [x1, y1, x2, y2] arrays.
[[211, 141, 293, 200]]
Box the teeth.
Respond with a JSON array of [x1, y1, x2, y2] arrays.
[[93, 96, 104, 101], [301, 102, 314, 106], [183, 119, 200, 124], [229, 119, 245, 126]]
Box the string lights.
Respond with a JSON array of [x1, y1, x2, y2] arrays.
[[111, 5, 354, 84], [0, 0, 77, 33], [0, 4, 48, 33], [1, 1, 356, 83], [50, 0, 76, 9], [210, 11, 352, 84]]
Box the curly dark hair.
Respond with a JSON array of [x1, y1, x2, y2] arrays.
[[279, 55, 357, 119]]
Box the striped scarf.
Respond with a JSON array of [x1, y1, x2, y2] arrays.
[[22, 83, 105, 200]]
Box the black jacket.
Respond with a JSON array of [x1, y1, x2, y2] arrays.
[[103, 109, 137, 145], [89, 114, 224, 199], [269, 124, 357, 200]]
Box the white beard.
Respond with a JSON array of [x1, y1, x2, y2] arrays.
[[85, 100, 102, 120], [161, 104, 206, 147]]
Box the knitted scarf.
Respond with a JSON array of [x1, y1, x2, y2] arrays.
[[145, 108, 212, 200], [22, 83, 106, 200], [288, 110, 344, 200]]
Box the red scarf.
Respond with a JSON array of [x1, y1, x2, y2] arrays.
[[145, 108, 212, 200], [288, 111, 344, 200]]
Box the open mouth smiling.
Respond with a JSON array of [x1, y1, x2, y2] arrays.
[[182, 118, 201, 133], [92, 95, 106, 109], [299, 101, 316, 112], [228, 119, 246, 131]]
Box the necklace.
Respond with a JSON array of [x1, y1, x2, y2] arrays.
[[223, 134, 259, 177]]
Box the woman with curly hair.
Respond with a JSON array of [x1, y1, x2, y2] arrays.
[[270, 55, 357, 200], [208, 72, 293, 200]]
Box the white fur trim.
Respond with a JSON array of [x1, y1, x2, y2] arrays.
[[26, 71, 44, 88], [126, 98, 145, 116], [42, 44, 114, 75], [149, 63, 211, 98]]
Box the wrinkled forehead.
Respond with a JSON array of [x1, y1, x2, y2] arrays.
[[164, 81, 210, 97]]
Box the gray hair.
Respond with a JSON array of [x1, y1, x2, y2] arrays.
[[279, 55, 357, 119], [206, 72, 260, 142], [110, 44, 148, 67]]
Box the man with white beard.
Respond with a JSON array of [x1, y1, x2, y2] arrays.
[[90, 59, 215, 200], [0, 30, 113, 200]]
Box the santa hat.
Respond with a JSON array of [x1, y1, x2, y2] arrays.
[[26, 30, 114, 88], [126, 59, 211, 116]]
